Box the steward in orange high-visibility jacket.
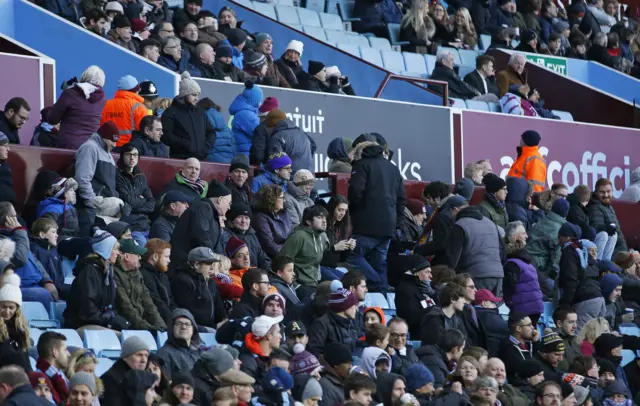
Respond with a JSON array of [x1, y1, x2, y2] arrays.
[[507, 130, 547, 192], [101, 75, 149, 147]]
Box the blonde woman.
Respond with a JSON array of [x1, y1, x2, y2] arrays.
[[453, 8, 478, 49], [66, 349, 104, 404], [452, 355, 481, 392], [400, 0, 436, 54], [431, 3, 456, 46], [578, 317, 611, 356], [0, 268, 31, 370]]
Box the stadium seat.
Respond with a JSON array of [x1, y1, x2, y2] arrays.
[[305, 0, 326, 12], [449, 98, 466, 109], [157, 331, 168, 348], [200, 333, 218, 347], [297, 8, 322, 27], [289, 23, 303, 30], [274, 0, 294, 6], [337, 0, 360, 30], [383, 309, 396, 322], [542, 302, 555, 327], [122, 330, 158, 352], [480, 34, 491, 50], [235, 0, 254, 7], [30, 357, 36, 370], [408, 340, 421, 348], [84, 330, 121, 359], [360, 47, 383, 67], [50, 329, 83, 348], [620, 324, 640, 337], [622, 349, 635, 366], [364, 293, 389, 308], [325, 29, 349, 44], [95, 358, 114, 377], [381, 51, 405, 73], [424, 54, 437, 74], [368, 37, 392, 51], [302, 25, 328, 41], [50, 301, 66, 325], [346, 35, 370, 47], [436, 46, 461, 66], [458, 49, 478, 68], [458, 65, 475, 79], [386, 23, 409, 52], [552, 110, 574, 121], [403, 52, 428, 75], [23, 302, 59, 329], [465, 100, 490, 111], [319, 12, 343, 30], [252, 2, 278, 19], [488, 102, 501, 112], [387, 293, 396, 309], [30, 327, 43, 346], [337, 43, 360, 56], [275, 6, 301, 24]]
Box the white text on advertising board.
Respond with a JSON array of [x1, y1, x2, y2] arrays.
[[525, 55, 568, 76]]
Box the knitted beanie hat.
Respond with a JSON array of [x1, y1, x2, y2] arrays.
[[262, 293, 286, 313], [216, 41, 234, 59], [308, 60, 325, 76], [69, 371, 97, 395], [229, 154, 250, 172], [259, 97, 279, 117], [293, 169, 315, 186], [244, 52, 267, 70], [178, 72, 201, 98], [255, 33, 273, 47], [91, 230, 118, 261], [266, 109, 287, 128], [521, 130, 541, 147], [267, 152, 292, 171], [290, 343, 322, 375], [227, 28, 248, 46], [482, 173, 507, 194], [328, 288, 358, 313], [121, 336, 150, 359], [286, 40, 304, 56], [600, 273, 623, 298], [225, 236, 247, 258], [241, 81, 264, 108], [552, 198, 570, 218], [0, 273, 21, 306], [405, 364, 434, 392], [97, 121, 120, 142]]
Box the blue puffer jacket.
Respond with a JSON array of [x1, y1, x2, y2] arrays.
[[205, 108, 236, 164], [157, 49, 202, 77], [252, 171, 288, 194], [230, 94, 260, 156], [232, 47, 244, 70], [37, 197, 80, 237]]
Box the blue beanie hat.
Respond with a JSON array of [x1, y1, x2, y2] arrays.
[[91, 230, 118, 260], [267, 152, 292, 171], [559, 222, 581, 239], [552, 199, 570, 218], [454, 177, 475, 201], [215, 40, 233, 59], [521, 130, 541, 147], [263, 366, 294, 392], [405, 364, 434, 392], [242, 81, 263, 109], [598, 260, 622, 274], [600, 273, 623, 298]]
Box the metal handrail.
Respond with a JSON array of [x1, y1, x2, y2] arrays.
[[373, 72, 450, 106]]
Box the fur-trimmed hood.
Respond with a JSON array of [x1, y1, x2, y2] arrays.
[[351, 141, 380, 161], [538, 189, 554, 212]]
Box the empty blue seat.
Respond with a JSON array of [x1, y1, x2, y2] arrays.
[[436, 46, 461, 66], [84, 330, 121, 359], [620, 324, 640, 337], [480, 34, 491, 50], [465, 100, 489, 111], [383, 309, 396, 322], [458, 49, 479, 68], [402, 52, 428, 75], [325, 29, 349, 44], [360, 47, 383, 67], [23, 302, 59, 329], [364, 293, 389, 308], [319, 12, 343, 30], [387, 23, 409, 50], [337, 0, 359, 23], [200, 333, 218, 347], [381, 51, 405, 73], [302, 25, 328, 41], [289, 23, 303, 30], [95, 358, 114, 377], [122, 330, 158, 352], [305, 0, 325, 12], [50, 329, 83, 348], [368, 37, 392, 51], [252, 2, 277, 19], [622, 349, 635, 366], [235, 0, 254, 7], [275, 6, 301, 24], [552, 110, 574, 121], [30, 327, 43, 346], [488, 102, 501, 112], [337, 43, 360, 56], [458, 65, 475, 79], [50, 301, 66, 325], [387, 293, 396, 309], [297, 8, 322, 27], [449, 98, 466, 109], [157, 331, 168, 348], [30, 357, 36, 370], [408, 340, 421, 348], [275, 0, 294, 5], [424, 54, 436, 74], [346, 35, 369, 47]]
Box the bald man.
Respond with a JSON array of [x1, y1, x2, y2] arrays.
[[160, 158, 210, 202], [484, 358, 529, 406]]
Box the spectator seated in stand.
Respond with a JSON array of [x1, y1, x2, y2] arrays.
[[37, 177, 79, 239], [352, 0, 402, 38], [156, 308, 203, 379], [284, 170, 316, 228], [297, 62, 355, 95], [29, 218, 69, 300], [224, 202, 272, 270], [252, 184, 293, 260], [107, 15, 138, 53], [150, 191, 192, 242], [140, 238, 175, 326], [196, 10, 226, 49], [128, 115, 169, 158], [254, 34, 292, 88], [276, 40, 305, 88], [252, 153, 292, 194], [430, 50, 499, 102], [496, 53, 528, 97], [210, 41, 254, 83], [157, 36, 202, 76], [463, 55, 500, 99]]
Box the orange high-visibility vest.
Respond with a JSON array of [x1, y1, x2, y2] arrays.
[[507, 145, 547, 192], [100, 90, 149, 147]]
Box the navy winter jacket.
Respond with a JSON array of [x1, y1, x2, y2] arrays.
[[205, 108, 236, 164], [157, 50, 202, 77], [505, 177, 543, 230], [30, 237, 69, 299], [267, 119, 316, 174], [353, 0, 402, 32]]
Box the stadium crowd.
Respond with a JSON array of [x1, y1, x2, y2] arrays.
[[1, 53, 640, 406]]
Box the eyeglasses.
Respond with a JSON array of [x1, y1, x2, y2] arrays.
[[390, 333, 407, 339], [542, 393, 562, 400], [174, 322, 193, 328], [281, 166, 293, 171], [124, 152, 139, 157], [465, 284, 477, 290]]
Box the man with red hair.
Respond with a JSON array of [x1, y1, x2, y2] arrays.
[[140, 238, 176, 325]]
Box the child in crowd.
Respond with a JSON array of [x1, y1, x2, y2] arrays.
[[30, 218, 69, 300], [37, 177, 79, 238], [361, 323, 393, 378], [363, 306, 386, 328]]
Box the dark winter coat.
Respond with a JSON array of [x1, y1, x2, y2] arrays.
[[0, 113, 19, 144], [238, 343, 269, 383], [353, 0, 402, 32], [31, 124, 60, 147], [587, 44, 617, 68], [459, 304, 488, 348], [63, 254, 118, 329], [129, 131, 169, 158], [224, 226, 271, 270], [475, 306, 509, 357], [587, 193, 628, 252], [279, 225, 329, 288], [170, 199, 225, 270], [390, 344, 420, 376], [349, 144, 406, 239], [191, 357, 221, 406], [171, 265, 227, 328], [267, 119, 316, 173], [430, 63, 479, 99], [75, 133, 118, 204], [116, 166, 155, 232], [106, 29, 137, 53], [229, 292, 263, 319], [250, 122, 271, 166], [149, 212, 178, 242], [394, 208, 422, 246], [47, 84, 106, 149], [156, 308, 203, 378], [396, 273, 435, 338], [499, 336, 534, 383], [209, 60, 253, 83], [503, 249, 544, 315], [476, 194, 509, 230], [488, 7, 515, 34], [157, 52, 202, 76], [308, 311, 359, 356], [527, 211, 566, 278], [0, 383, 51, 406], [205, 107, 236, 164], [252, 208, 293, 259], [318, 368, 345, 406], [160, 175, 208, 201], [113, 265, 166, 331], [0, 160, 16, 204], [37, 198, 79, 238], [505, 177, 541, 230], [420, 305, 466, 346], [275, 57, 304, 87], [416, 345, 450, 389], [226, 177, 253, 209], [376, 371, 404, 406], [464, 70, 500, 97], [296, 72, 340, 94], [100, 359, 131, 406], [140, 261, 175, 325], [268, 271, 301, 309], [161, 97, 216, 160], [567, 193, 591, 235], [558, 242, 603, 305], [29, 237, 69, 299]]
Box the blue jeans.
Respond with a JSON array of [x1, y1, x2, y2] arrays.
[[347, 235, 391, 294], [320, 266, 347, 282], [594, 231, 617, 261], [22, 287, 52, 310]]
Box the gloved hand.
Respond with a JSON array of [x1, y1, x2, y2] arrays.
[[342, 76, 350, 86], [94, 197, 125, 217], [329, 75, 339, 85], [87, 196, 104, 209], [606, 223, 617, 236]]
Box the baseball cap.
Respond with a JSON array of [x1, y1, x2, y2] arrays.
[[472, 289, 501, 305], [286, 321, 307, 337], [163, 190, 194, 205], [188, 247, 219, 263], [252, 315, 284, 338], [118, 239, 147, 256]]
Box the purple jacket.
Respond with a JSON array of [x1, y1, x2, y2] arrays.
[[505, 257, 544, 316], [252, 208, 293, 259], [48, 84, 106, 149]]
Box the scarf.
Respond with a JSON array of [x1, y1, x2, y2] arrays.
[[74, 82, 99, 99], [563, 241, 588, 268], [176, 171, 207, 197], [603, 399, 633, 406]]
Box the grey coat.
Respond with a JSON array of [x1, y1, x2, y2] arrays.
[[156, 309, 203, 379], [284, 182, 315, 227], [318, 369, 344, 406], [266, 119, 316, 173], [75, 133, 118, 204]]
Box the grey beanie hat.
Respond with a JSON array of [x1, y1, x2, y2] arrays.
[[121, 336, 150, 359], [178, 71, 202, 98], [302, 377, 323, 401], [202, 348, 234, 376], [70, 371, 97, 395]]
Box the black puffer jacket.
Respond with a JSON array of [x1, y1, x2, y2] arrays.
[[210, 60, 252, 83], [430, 63, 479, 99], [191, 358, 221, 406], [139, 261, 176, 325], [587, 193, 627, 252], [161, 97, 216, 160], [349, 144, 406, 239], [229, 292, 263, 319], [415, 345, 450, 389], [171, 265, 227, 328], [420, 306, 466, 346], [308, 311, 359, 356], [116, 166, 155, 232], [567, 193, 591, 233], [318, 368, 344, 406], [0, 160, 16, 205], [395, 273, 435, 339], [129, 131, 169, 158], [100, 359, 131, 406], [558, 242, 602, 306], [390, 344, 420, 376], [149, 213, 178, 242]]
